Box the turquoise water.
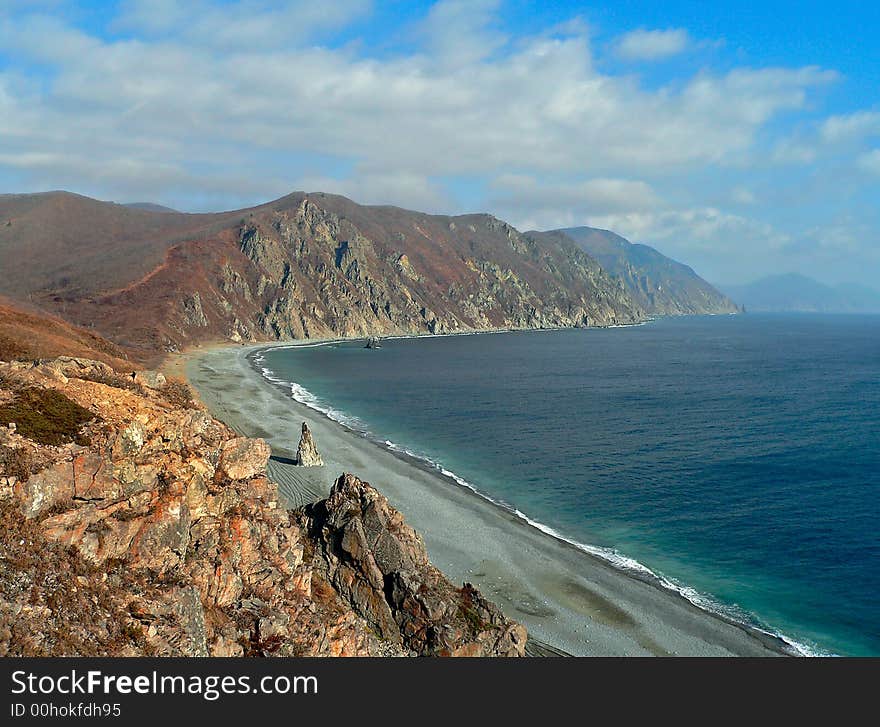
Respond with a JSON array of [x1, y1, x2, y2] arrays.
[[256, 315, 880, 656]]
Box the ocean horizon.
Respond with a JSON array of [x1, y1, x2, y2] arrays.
[[255, 314, 880, 657]]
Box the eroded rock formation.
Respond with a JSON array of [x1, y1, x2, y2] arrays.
[[0, 358, 525, 657], [295, 422, 323, 467]]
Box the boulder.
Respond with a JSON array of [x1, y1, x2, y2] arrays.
[[133, 370, 167, 390], [295, 422, 323, 466], [216, 437, 270, 480]]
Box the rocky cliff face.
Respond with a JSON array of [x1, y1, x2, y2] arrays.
[[556, 227, 739, 316], [0, 192, 645, 362], [0, 357, 525, 657]]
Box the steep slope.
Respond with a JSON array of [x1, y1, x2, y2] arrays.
[[0, 192, 645, 361], [556, 226, 739, 316], [0, 296, 133, 369], [0, 357, 526, 656], [723, 274, 880, 313]]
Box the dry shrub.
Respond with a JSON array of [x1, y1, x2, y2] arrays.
[[0, 445, 33, 481], [159, 380, 197, 409]]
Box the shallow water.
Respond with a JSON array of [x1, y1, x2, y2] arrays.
[[258, 314, 880, 656]]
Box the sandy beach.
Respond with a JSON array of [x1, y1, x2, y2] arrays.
[[184, 341, 791, 657]]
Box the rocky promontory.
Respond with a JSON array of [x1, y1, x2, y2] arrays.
[[0, 357, 525, 657]]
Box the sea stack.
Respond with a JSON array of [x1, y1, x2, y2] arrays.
[[365, 336, 382, 349], [295, 421, 324, 466]]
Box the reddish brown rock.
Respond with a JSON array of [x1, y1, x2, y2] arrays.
[[0, 358, 526, 658], [300, 473, 527, 656], [216, 437, 270, 481]]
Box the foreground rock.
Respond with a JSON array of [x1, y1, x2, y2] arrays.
[[300, 473, 526, 656], [295, 422, 323, 467], [0, 358, 524, 657]]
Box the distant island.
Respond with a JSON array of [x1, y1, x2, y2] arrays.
[[721, 273, 880, 314]]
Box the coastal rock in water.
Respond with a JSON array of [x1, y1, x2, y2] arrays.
[[299, 473, 527, 656], [364, 336, 382, 349], [295, 422, 323, 467]]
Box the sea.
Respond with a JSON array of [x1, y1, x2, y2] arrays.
[[254, 314, 880, 656]]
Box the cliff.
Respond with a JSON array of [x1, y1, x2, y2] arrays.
[[0, 357, 525, 657], [556, 227, 739, 316], [0, 191, 644, 362]]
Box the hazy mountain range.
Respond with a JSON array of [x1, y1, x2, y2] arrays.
[[558, 226, 739, 316], [0, 190, 735, 364], [721, 273, 880, 313]]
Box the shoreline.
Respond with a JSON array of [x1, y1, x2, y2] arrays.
[[184, 334, 799, 657]]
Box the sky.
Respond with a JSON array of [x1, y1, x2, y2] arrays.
[[0, 1, 878, 287]]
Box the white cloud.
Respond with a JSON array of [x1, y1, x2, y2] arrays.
[[858, 149, 880, 175], [614, 28, 690, 61], [820, 110, 880, 143], [585, 208, 789, 251], [0, 0, 870, 288], [731, 186, 756, 205], [490, 174, 660, 221], [418, 0, 507, 67], [114, 0, 372, 49], [0, 4, 838, 202], [771, 139, 817, 164]]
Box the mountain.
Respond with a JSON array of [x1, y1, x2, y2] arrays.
[[555, 226, 740, 316], [722, 274, 880, 313], [123, 202, 179, 213], [0, 191, 644, 362]]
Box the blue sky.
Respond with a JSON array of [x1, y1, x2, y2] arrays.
[[1, 0, 878, 286]]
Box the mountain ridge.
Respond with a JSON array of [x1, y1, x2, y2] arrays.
[[555, 226, 739, 316], [2, 189, 732, 364], [722, 273, 880, 313]]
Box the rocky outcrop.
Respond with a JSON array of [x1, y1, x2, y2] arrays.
[[0, 358, 524, 657], [299, 473, 526, 656], [295, 422, 323, 467]]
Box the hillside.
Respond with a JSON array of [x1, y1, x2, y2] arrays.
[[557, 226, 739, 316], [0, 192, 645, 361], [0, 356, 525, 656], [722, 274, 880, 313], [0, 296, 133, 369]]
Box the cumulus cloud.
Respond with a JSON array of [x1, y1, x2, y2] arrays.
[[0, 3, 837, 200], [489, 174, 660, 227], [614, 28, 690, 61], [0, 1, 873, 287], [820, 110, 880, 143]]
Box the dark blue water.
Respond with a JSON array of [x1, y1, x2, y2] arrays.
[[258, 315, 880, 656]]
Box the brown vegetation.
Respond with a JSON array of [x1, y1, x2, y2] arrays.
[[0, 387, 96, 446]]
